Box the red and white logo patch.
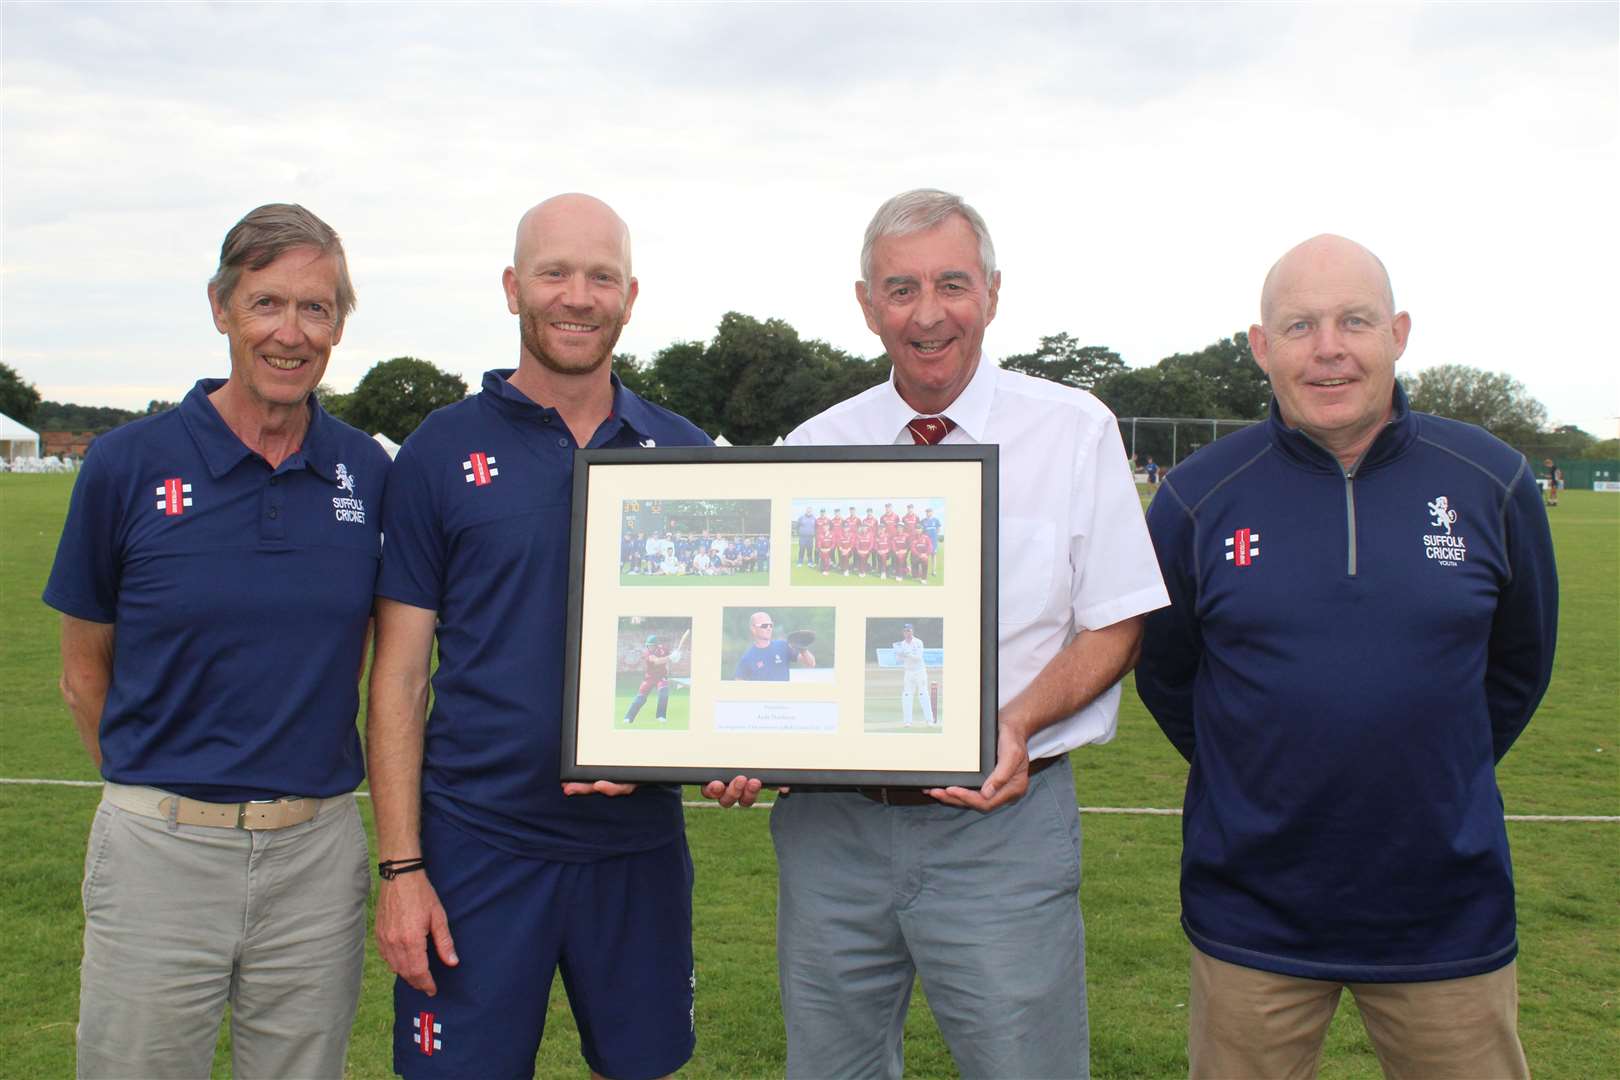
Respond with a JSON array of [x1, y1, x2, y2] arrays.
[[1224, 527, 1259, 566], [462, 452, 498, 486], [413, 1011, 441, 1056], [154, 478, 192, 516]]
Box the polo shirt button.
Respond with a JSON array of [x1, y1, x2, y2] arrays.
[[269, 477, 278, 486], [268, 507, 279, 519], [558, 438, 568, 447]]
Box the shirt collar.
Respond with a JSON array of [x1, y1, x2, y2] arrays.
[[877, 352, 997, 442], [480, 368, 653, 446], [1267, 380, 1417, 475], [179, 378, 343, 483]]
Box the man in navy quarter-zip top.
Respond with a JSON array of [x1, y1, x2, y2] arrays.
[[1137, 234, 1557, 1080]]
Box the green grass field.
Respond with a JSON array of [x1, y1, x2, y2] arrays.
[[2, 473, 1615, 1078], [621, 569, 770, 588], [614, 684, 692, 731], [863, 664, 945, 733]]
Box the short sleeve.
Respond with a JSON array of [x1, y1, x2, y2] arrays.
[[42, 445, 124, 623], [1068, 413, 1169, 630], [375, 439, 446, 611]]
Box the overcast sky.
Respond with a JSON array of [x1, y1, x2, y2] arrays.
[[4, 3, 1616, 436]]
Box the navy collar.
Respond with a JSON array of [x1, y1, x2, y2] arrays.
[[481, 369, 656, 445], [179, 378, 343, 483], [1267, 381, 1418, 476]]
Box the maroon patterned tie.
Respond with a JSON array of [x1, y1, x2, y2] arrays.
[[907, 416, 956, 446]]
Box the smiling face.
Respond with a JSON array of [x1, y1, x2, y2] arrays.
[[857, 213, 999, 416], [209, 245, 344, 415], [504, 195, 637, 379], [1250, 235, 1410, 467]]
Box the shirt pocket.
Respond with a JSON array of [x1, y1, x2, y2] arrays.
[[999, 516, 1056, 627]]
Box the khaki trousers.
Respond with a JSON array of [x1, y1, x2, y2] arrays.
[[1188, 946, 1529, 1080], [76, 790, 369, 1079]]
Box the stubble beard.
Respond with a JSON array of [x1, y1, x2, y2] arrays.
[[518, 304, 626, 377]]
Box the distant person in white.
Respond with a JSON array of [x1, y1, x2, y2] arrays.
[[892, 624, 935, 727]]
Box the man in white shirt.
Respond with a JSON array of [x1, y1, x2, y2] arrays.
[[705, 189, 1168, 1079], [891, 623, 935, 727]]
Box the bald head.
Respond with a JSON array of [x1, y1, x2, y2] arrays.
[[512, 193, 632, 275], [1260, 234, 1394, 324]]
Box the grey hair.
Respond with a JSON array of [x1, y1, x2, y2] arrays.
[[860, 189, 997, 286], [208, 204, 356, 325]]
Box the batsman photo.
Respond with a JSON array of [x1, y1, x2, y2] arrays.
[[612, 616, 694, 730], [863, 616, 946, 733]]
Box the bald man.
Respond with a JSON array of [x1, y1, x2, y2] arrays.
[[368, 194, 712, 1080], [1136, 235, 1557, 1079]]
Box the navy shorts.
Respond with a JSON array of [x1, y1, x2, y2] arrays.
[[394, 811, 695, 1080]]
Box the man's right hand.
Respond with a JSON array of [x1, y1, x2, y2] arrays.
[[375, 871, 459, 995]]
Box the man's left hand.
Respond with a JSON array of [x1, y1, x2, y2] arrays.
[[926, 722, 1030, 812], [561, 781, 638, 797]]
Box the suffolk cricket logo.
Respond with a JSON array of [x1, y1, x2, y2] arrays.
[[154, 477, 192, 516], [462, 452, 498, 486], [331, 462, 366, 525], [1224, 527, 1259, 567], [1423, 496, 1467, 566], [413, 1011, 442, 1056]]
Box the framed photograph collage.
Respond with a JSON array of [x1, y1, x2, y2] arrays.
[[561, 445, 998, 788]]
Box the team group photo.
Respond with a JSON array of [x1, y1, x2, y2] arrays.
[[788, 497, 947, 587]]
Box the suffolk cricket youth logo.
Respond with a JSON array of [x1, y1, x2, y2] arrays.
[[1224, 527, 1259, 567], [463, 452, 498, 486], [1423, 496, 1467, 566], [154, 477, 192, 516]]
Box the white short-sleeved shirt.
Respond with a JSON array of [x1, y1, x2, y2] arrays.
[[787, 357, 1168, 757]]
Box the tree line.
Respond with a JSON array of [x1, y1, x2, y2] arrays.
[[3, 319, 1613, 462]]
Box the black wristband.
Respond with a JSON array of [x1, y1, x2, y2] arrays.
[[378, 857, 426, 880]]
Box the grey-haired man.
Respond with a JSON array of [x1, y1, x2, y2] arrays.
[[707, 189, 1167, 1078]]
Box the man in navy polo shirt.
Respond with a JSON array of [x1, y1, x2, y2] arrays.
[[1137, 235, 1557, 1079], [368, 193, 711, 1080], [44, 203, 388, 1078]]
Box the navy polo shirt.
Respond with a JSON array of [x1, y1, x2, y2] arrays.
[[43, 379, 390, 802], [376, 370, 712, 861]]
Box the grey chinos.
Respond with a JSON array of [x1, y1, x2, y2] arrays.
[[76, 791, 369, 1079], [771, 762, 1088, 1080]]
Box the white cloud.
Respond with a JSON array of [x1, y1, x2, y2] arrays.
[[3, 2, 1615, 435]]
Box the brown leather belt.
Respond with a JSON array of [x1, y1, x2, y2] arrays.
[[856, 754, 1066, 807], [103, 782, 326, 830]]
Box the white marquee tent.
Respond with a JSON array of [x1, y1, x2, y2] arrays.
[[0, 411, 41, 463]]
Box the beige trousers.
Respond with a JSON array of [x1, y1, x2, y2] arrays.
[[1188, 946, 1529, 1080], [76, 790, 369, 1079]]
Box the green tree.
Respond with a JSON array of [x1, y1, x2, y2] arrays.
[[1586, 438, 1619, 460], [314, 384, 353, 422], [1000, 334, 1124, 391], [343, 357, 468, 441], [1402, 364, 1547, 445], [633, 314, 889, 443], [1157, 332, 1270, 419], [32, 401, 141, 432], [0, 362, 42, 425]]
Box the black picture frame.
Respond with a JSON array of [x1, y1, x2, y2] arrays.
[[561, 444, 998, 788]]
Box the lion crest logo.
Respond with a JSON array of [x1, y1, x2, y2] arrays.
[[335, 463, 356, 494], [1427, 495, 1457, 535]]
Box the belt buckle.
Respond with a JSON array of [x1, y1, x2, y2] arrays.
[[237, 798, 280, 830], [879, 788, 892, 806]]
